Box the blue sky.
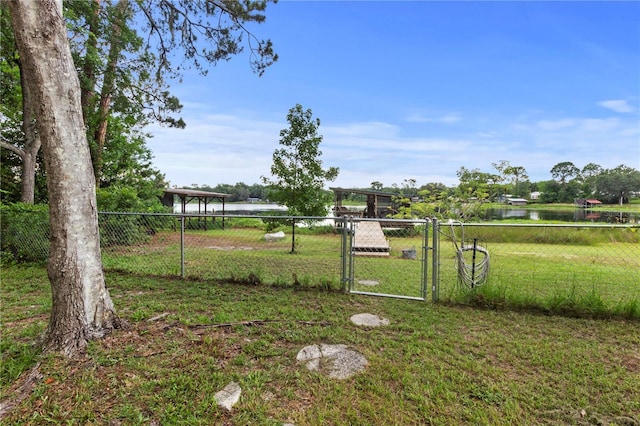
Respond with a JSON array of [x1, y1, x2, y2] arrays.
[[147, 1, 640, 189]]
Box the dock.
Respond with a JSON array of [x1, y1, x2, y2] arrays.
[[353, 221, 390, 257]]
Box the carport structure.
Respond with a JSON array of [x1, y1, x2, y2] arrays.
[[330, 187, 398, 218], [161, 188, 230, 229]]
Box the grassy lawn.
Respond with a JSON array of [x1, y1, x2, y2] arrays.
[[2, 265, 639, 425], [99, 223, 640, 319]]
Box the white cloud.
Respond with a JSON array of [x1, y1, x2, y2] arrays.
[[147, 106, 640, 189], [536, 119, 576, 131], [597, 99, 635, 113], [323, 121, 399, 138], [579, 118, 620, 132], [404, 112, 461, 124]]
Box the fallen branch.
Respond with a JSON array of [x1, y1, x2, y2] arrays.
[[188, 319, 332, 329], [147, 312, 170, 322]]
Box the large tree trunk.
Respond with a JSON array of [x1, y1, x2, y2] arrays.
[[8, 0, 120, 357], [0, 59, 42, 204], [19, 61, 41, 204], [80, 0, 101, 123]]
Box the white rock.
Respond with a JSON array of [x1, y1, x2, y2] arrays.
[[350, 313, 390, 327], [264, 231, 286, 241], [214, 381, 241, 411], [297, 344, 368, 379]]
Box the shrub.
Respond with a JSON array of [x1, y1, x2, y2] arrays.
[[0, 203, 50, 263], [96, 186, 171, 246], [99, 214, 149, 247], [260, 211, 290, 232]]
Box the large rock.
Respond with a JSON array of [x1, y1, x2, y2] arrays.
[[297, 344, 368, 380]]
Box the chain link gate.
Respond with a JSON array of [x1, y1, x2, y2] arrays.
[[342, 217, 435, 301]]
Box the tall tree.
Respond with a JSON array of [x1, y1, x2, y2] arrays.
[[6, 0, 277, 357], [550, 161, 581, 203], [580, 163, 603, 197], [456, 166, 495, 201], [262, 104, 339, 253], [8, 0, 120, 356], [370, 181, 383, 190], [504, 165, 528, 197], [3, 0, 278, 202], [550, 161, 579, 185], [595, 165, 640, 205], [66, 0, 184, 185], [0, 4, 42, 204], [492, 160, 528, 197]]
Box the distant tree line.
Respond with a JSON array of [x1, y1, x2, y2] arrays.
[[185, 161, 639, 207]]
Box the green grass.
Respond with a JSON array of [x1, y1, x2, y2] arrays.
[[96, 224, 640, 319], [1, 264, 639, 425]]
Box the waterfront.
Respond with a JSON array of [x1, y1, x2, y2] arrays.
[[176, 203, 639, 224]]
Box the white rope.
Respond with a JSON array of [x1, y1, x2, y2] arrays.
[[448, 220, 490, 289]]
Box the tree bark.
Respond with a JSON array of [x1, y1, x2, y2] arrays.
[[8, 0, 119, 357], [0, 59, 42, 204], [18, 61, 41, 204], [80, 0, 101, 124], [92, 0, 129, 184]]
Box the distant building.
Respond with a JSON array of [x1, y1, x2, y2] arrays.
[[575, 198, 603, 208], [505, 197, 527, 206], [530, 191, 541, 200]]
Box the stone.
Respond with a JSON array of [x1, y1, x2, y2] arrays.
[[264, 231, 285, 241], [357, 279, 379, 286], [297, 344, 368, 380], [214, 381, 241, 411], [350, 313, 390, 327], [401, 248, 417, 259]]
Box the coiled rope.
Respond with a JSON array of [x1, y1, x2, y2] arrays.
[[449, 221, 490, 289]]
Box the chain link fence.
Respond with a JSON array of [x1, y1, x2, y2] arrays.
[[434, 221, 640, 311], [2, 210, 639, 312]]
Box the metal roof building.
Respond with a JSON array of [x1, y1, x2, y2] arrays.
[[161, 188, 230, 214]]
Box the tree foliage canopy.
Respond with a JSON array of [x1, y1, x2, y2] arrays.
[[595, 165, 640, 205], [550, 161, 580, 185], [262, 104, 339, 218], [1, 0, 278, 206]]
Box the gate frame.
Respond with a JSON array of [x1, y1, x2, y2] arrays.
[[343, 217, 436, 301]]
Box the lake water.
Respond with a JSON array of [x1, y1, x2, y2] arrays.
[[175, 203, 286, 214], [482, 208, 639, 224], [176, 203, 639, 224]]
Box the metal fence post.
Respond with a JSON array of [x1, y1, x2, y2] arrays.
[[180, 215, 185, 279], [341, 215, 348, 292], [421, 219, 430, 301], [347, 216, 355, 293], [431, 218, 439, 302]]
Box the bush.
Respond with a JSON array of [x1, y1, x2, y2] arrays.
[[99, 214, 149, 247], [260, 211, 290, 232], [0, 203, 49, 263], [96, 186, 171, 246]]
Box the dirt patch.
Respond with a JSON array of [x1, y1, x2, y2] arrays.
[[621, 352, 640, 373]]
